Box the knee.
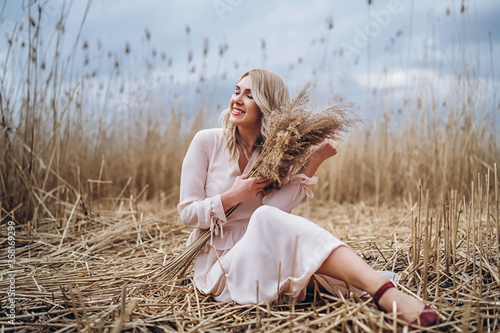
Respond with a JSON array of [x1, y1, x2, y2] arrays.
[[251, 205, 278, 221], [248, 205, 279, 227]]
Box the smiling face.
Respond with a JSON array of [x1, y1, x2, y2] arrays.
[[229, 75, 261, 133]]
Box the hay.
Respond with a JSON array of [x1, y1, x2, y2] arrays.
[[1, 180, 499, 332]]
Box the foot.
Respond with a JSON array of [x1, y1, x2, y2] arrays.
[[377, 288, 428, 323], [373, 282, 437, 326]]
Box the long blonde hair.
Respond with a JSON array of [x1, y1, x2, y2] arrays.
[[221, 69, 291, 162]]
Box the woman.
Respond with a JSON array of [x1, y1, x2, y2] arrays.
[[178, 69, 437, 327]]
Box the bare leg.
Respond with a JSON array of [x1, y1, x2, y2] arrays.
[[316, 246, 425, 323]]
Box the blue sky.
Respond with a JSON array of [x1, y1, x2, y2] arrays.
[[1, 0, 499, 124]]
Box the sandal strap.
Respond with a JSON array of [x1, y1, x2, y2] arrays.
[[410, 305, 438, 327], [373, 281, 395, 308]]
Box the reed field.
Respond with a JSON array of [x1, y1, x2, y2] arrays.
[[1, 1, 499, 332]]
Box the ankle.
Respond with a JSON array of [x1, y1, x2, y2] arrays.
[[372, 281, 395, 310]]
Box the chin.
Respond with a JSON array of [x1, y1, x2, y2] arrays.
[[229, 115, 242, 125]]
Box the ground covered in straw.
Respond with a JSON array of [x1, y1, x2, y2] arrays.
[[1, 197, 499, 332]]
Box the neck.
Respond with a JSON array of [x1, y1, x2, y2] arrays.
[[237, 126, 260, 152]]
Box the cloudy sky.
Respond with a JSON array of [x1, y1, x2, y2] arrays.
[[1, 0, 499, 122]]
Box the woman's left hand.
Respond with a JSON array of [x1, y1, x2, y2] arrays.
[[312, 138, 338, 162], [300, 138, 338, 177]]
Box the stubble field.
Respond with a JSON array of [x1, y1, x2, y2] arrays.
[[1, 1, 499, 332]]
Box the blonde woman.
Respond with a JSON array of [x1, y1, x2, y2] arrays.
[[178, 69, 437, 327]]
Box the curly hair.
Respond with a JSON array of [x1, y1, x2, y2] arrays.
[[221, 69, 291, 162]]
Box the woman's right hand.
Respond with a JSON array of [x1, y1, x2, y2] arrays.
[[221, 175, 270, 211]]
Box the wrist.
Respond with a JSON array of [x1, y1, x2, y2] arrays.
[[221, 191, 240, 212], [309, 151, 325, 164], [301, 153, 323, 177]]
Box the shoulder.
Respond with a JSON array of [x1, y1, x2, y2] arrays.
[[191, 128, 225, 149], [193, 128, 224, 142], [195, 127, 224, 138]]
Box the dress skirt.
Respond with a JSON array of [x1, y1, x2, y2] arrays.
[[192, 205, 349, 305]]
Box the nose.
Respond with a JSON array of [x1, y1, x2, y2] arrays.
[[233, 92, 243, 104]]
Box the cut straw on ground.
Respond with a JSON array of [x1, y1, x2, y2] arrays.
[[1, 175, 499, 332]]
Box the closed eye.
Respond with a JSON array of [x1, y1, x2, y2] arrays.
[[234, 84, 252, 99], [233, 91, 253, 99]]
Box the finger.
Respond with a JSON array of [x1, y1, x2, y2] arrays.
[[256, 182, 270, 190], [255, 182, 268, 188]]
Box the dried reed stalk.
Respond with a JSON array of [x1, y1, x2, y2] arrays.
[[250, 83, 359, 189], [3, 188, 500, 332], [153, 84, 360, 282]]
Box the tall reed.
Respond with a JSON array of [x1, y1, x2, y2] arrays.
[[0, 1, 498, 228]]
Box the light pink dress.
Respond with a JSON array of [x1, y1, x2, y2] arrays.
[[178, 128, 350, 304]]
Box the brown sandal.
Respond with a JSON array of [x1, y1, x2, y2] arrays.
[[372, 281, 437, 327]]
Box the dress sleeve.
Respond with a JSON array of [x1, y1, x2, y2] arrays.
[[177, 131, 227, 231], [262, 173, 318, 213]]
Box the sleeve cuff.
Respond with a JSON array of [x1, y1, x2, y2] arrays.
[[211, 194, 228, 224], [289, 173, 318, 185]]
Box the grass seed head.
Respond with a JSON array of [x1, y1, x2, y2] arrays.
[[251, 84, 361, 188]]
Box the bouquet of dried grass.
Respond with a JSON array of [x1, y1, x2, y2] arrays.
[[151, 84, 360, 282]]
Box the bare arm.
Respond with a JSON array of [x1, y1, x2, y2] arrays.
[[300, 138, 338, 177]]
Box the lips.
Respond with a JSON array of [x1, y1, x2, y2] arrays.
[[232, 108, 245, 115]]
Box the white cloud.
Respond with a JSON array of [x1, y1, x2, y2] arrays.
[[1, 0, 499, 119]]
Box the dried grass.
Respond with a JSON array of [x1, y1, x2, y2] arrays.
[[1, 2, 499, 332], [252, 83, 360, 189], [1, 175, 499, 332]]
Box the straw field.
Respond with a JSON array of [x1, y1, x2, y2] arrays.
[[1, 1, 499, 332], [1, 191, 499, 332]]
